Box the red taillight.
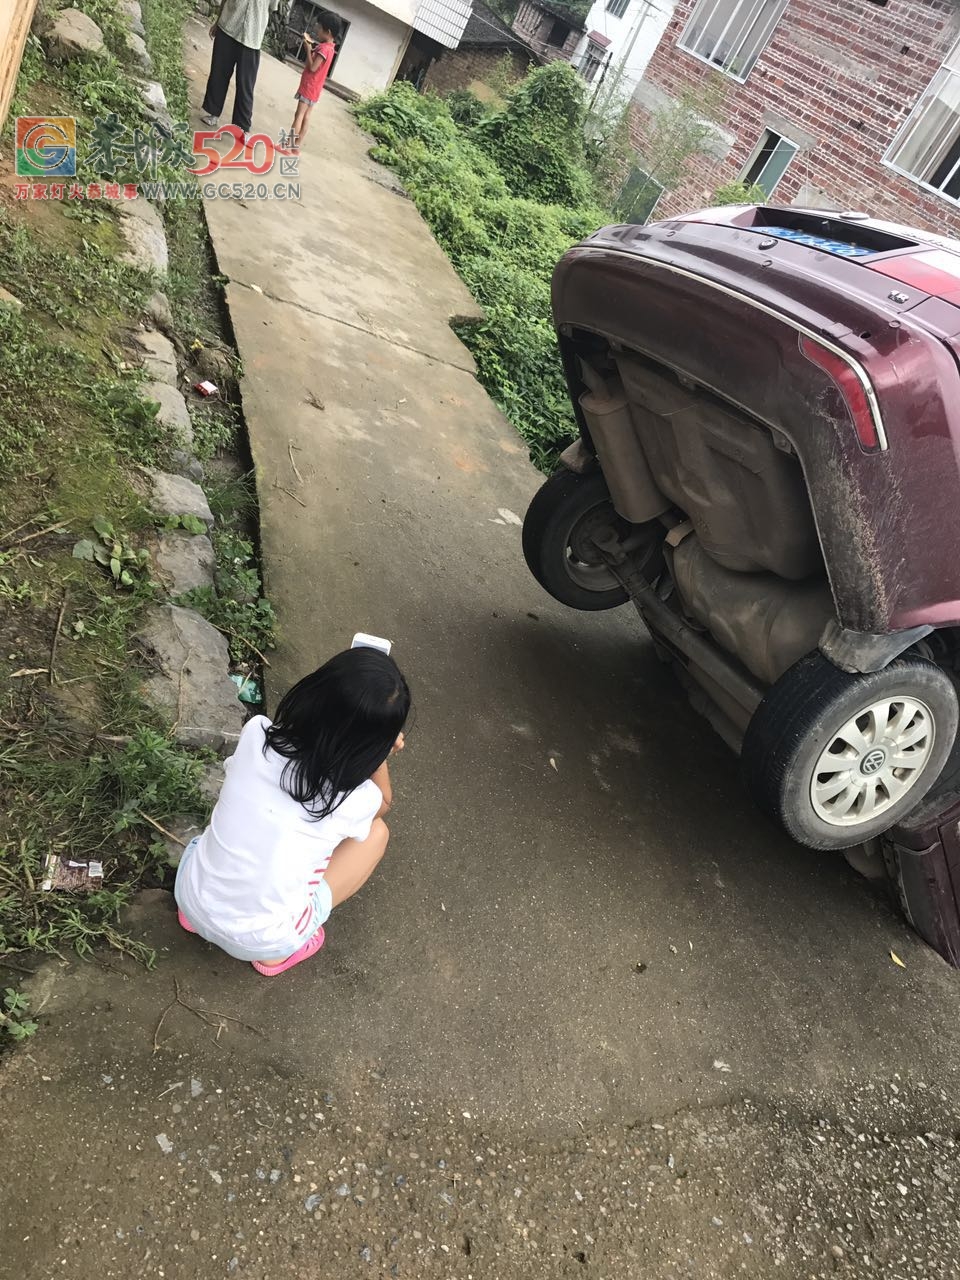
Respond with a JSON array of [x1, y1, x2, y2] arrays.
[[799, 336, 882, 453]]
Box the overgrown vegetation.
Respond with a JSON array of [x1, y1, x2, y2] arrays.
[[191, 400, 240, 461], [0, 291, 206, 962], [356, 65, 607, 467], [544, 0, 590, 23], [636, 80, 728, 197], [0, 722, 205, 962], [600, 78, 738, 226], [584, 89, 636, 209], [0, 0, 245, 971]]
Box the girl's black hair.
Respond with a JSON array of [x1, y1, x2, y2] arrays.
[[314, 6, 343, 40], [264, 648, 410, 819]]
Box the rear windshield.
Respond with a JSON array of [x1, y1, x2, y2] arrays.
[[749, 207, 916, 255]]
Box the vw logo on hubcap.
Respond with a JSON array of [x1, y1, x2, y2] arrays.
[[860, 748, 887, 776]]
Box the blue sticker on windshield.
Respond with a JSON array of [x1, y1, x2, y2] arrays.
[[762, 227, 874, 258]]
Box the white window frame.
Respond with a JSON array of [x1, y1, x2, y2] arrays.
[[606, 0, 630, 17], [580, 39, 607, 82], [678, 0, 788, 82], [740, 128, 799, 196], [885, 37, 960, 206]]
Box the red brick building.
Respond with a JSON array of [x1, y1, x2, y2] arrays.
[[629, 0, 960, 237]]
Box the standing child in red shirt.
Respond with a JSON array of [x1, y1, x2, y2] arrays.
[[290, 8, 341, 153]]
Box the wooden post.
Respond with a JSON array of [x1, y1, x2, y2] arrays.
[[0, 0, 40, 135]]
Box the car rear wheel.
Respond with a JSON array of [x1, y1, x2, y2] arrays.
[[741, 651, 958, 850], [522, 467, 628, 611]]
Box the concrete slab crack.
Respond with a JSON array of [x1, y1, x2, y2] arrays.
[[233, 279, 478, 375]]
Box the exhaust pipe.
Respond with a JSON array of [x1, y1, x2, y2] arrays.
[[595, 532, 765, 719]]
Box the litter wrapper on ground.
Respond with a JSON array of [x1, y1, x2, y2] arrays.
[[41, 855, 103, 893]]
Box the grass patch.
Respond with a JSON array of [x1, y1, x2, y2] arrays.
[[164, 201, 226, 342], [0, 720, 204, 962], [0, 204, 168, 520], [191, 401, 240, 461], [206, 470, 258, 523], [0, 5, 214, 966], [140, 0, 191, 117], [0, 531, 207, 963], [178, 529, 277, 665], [141, 0, 227, 341]]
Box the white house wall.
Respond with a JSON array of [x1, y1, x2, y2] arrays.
[[332, 0, 413, 93], [579, 0, 676, 108]]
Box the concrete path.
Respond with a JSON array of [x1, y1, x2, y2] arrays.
[[4, 29, 960, 1280]]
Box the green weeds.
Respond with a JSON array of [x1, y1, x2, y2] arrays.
[[0, 0, 216, 969], [190, 402, 239, 461], [205, 471, 258, 524], [160, 513, 208, 535], [141, 0, 226, 341], [0, 721, 205, 962], [178, 530, 277, 664], [73, 517, 153, 590], [1, 990, 38, 1042]]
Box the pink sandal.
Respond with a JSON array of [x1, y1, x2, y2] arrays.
[[178, 909, 197, 934], [252, 926, 325, 977]]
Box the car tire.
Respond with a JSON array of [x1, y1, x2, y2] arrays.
[[522, 467, 628, 611], [741, 651, 959, 851]]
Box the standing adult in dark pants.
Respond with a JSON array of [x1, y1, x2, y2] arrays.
[[201, 0, 280, 140]]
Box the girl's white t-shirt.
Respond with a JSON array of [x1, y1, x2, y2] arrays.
[[175, 715, 382, 956]]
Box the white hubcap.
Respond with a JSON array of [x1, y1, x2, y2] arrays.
[[810, 696, 936, 828]]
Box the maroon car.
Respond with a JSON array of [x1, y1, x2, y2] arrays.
[[522, 205, 960, 851]]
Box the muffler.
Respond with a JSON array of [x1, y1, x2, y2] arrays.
[[593, 530, 765, 721], [578, 378, 670, 525]]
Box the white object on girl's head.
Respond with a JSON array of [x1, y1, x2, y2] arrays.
[[351, 632, 392, 655]]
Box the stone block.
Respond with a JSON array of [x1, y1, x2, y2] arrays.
[[134, 330, 177, 384], [132, 604, 242, 753], [119, 200, 168, 275], [141, 381, 192, 443], [156, 530, 215, 595], [120, 0, 146, 36], [199, 761, 226, 809], [159, 815, 203, 868], [125, 29, 152, 71], [142, 469, 214, 527], [141, 81, 168, 114], [168, 449, 204, 484], [145, 290, 175, 335], [44, 8, 105, 61]]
